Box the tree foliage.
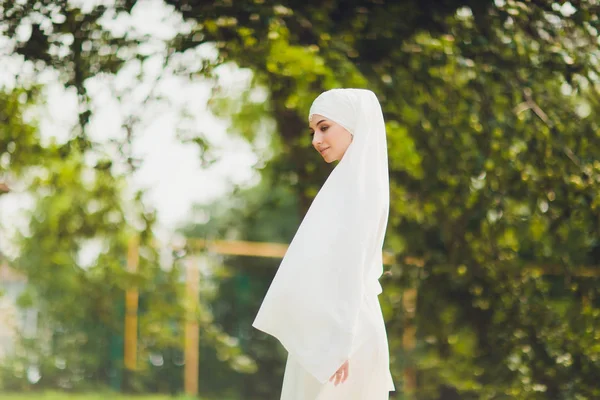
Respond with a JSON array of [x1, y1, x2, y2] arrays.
[[170, 1, 600, 399], [0, 1, 184, 393], [2, 0, 600, 398]]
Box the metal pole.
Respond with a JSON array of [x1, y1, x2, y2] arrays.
[[402, 287, 418, 395], [124, 235, 139, 372], [184, 256, 200, 396]]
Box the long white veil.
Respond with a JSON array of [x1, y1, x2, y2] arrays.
[[253, 89, 390, 383]]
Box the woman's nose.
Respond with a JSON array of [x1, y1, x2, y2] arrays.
[[312, 132, 322, 146]]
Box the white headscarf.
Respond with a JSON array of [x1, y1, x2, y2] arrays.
[[252, 88, 390, 383]]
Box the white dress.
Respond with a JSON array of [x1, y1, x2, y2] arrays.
[[280, 293, 395, 400], [252, 89, 394, 399]]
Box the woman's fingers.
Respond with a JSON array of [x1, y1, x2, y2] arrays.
[[341, 361, 349, 383], [330, 361, 349, 386], [330, 370, 342, 386], [329, 370, 339, 383]]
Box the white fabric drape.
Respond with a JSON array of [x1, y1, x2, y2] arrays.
[[253, 89, 391, 386], [280, 293, 394, 399]]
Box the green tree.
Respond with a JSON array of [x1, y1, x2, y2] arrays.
[[168, 1, 600, 399], [0, 1, 185, 393], [3, 0, 600, 398]]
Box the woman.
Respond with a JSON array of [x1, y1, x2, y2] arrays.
[[253, 88, 394, 399]]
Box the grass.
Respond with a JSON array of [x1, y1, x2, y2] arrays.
[[0, 392, 205, 400]]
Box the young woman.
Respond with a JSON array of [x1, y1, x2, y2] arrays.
[[253, 88, 394, 399]]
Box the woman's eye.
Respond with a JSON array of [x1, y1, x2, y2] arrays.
[[321, 126, 329, 132], [309, 131, 315, 137]]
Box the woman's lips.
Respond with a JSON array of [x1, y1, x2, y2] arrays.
[[320, 147, 330, 155]]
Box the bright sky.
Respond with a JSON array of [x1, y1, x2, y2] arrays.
[[0, 0, 259, 258]]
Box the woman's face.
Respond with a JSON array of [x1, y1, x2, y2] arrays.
[[309, 114, 353, 163]]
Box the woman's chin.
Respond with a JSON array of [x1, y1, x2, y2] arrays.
[[319, 149, 338, 163]]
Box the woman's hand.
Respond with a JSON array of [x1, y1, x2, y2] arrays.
[[329, 360, 349, 386]]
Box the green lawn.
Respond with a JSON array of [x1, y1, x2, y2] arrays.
[[0, 393, 204, 400]]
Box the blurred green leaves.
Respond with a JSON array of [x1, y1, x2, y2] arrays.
[[2, 0, 600, 398], [168, 1, 600, 399]]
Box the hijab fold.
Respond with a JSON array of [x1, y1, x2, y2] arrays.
[[253, 89, 390, 383]]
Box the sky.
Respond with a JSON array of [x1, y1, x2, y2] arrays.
[[0, 0, 260, 259]]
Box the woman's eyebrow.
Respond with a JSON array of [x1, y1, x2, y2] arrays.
[[309, 119, 326, 132]]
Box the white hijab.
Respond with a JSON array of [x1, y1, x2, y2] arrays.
[[252, 88, 390, 383]]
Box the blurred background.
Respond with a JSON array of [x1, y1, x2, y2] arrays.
[[1, 1, 599, 399]]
